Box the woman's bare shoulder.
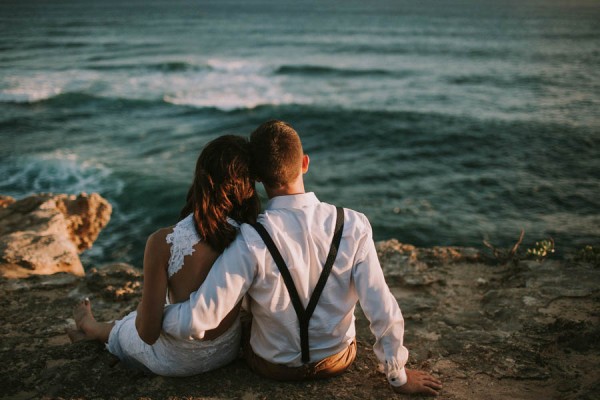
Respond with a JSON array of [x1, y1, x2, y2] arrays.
[[149, 226, 174, 239], [145, 227, 174, 261]]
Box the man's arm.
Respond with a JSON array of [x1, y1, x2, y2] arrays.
[[162, 231, 257, 340], [353, 216, 441, 395]]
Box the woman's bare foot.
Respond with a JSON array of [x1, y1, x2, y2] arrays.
[[73, 298, 95, 333], [65, 327, 92, 343], [67, 298, 114, 344]]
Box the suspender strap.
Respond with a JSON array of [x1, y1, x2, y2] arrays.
[[251, 206, 345, 364]]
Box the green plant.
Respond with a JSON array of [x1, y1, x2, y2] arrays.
[[575, 245, 600, 267], [526, 238, 555, 261], [482, 231, 557, 265]]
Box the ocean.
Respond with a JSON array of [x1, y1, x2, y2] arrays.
[[1, 0, 599, 267]]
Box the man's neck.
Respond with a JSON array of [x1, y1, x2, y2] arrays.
[[264, 179, 305, 199]]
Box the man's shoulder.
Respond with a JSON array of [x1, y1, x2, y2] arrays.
[[320, 202, 367, 221], [344, 209, 373, 238], [319, 203, 372, 235], [339, 205, 368, 221]]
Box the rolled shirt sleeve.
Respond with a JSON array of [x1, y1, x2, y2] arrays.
[[353, 216, 409, 387], [162, 231, 257, 340]]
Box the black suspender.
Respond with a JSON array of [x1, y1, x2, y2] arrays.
[[250, 206, 345, 364]]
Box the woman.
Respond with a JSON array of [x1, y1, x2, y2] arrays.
[[67, 135, 260, 376]]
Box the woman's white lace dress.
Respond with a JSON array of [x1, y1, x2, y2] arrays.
[[106, 214, 241, 376]]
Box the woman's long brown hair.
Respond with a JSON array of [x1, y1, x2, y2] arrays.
[[180, 135, 260, 253]]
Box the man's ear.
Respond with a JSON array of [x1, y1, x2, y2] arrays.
[[302, 154, 310, 174]]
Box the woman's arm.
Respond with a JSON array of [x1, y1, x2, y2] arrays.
[[135, 229, 170, 345]]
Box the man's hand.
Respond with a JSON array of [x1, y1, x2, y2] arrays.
[[392, 369, 442, 396]]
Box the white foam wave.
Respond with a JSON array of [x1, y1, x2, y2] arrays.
[[0, 151, 123, 198], [0, 58, 307, 110], [0, 86, 62, 103], [119, 58, 302, 111], [0, 71, 100, 103], [206, 58, 273, 74], [162, 82, 297, 111]]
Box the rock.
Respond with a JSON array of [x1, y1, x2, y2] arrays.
[[0, 195, 15, 208], [376, 239, 481, 266], [86, 263, 143, 301], [376, 239, 434, 285], [375, 239, 479, 286], [380, 244, 600, 398], [0, 193, 111, 278]]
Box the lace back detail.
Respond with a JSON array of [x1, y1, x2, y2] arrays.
[[165, 214, 202, 278]]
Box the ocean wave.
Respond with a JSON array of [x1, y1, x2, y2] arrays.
[[9, 57, 558, 114], [0, 88, 63, 104], [322, 41, 516, 59], [0, 88, 300, 112], [19, 40, 90, 50], [90, 58, 400, 79], [0, 59, 303, 110], [446, 74, 550, 88], [1, 58, 409, 110], [274, 64, 400, 78], [162, 93, 300, 112], [205, 58, 272, 74], [0, 91, 153, 108], [150, 58, 304, 111], [0, 70, 99, 104], [84, 58, 279, 74], [0, 152, 124, 198], [88, 61, 210, 73]]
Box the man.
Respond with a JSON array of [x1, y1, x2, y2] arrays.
[[162, 120, 442, 395]]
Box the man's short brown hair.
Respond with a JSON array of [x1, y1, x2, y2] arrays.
[[250, 120, 304, 188]]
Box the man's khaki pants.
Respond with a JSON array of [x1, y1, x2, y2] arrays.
[[242, 315, 356, 381]]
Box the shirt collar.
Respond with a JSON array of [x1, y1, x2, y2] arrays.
[[265, 192, 320, 211]]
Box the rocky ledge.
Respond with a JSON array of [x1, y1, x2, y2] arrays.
[[0, 193, 111, 278], [0, 193, 598, 399]]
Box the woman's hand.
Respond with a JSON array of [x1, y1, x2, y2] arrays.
[[391, 369, 442, 396]]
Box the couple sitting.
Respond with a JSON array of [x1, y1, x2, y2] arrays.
[[68, 120, 442, 396]]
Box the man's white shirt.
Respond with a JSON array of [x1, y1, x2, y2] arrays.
[[162, 192, 409, 386]]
